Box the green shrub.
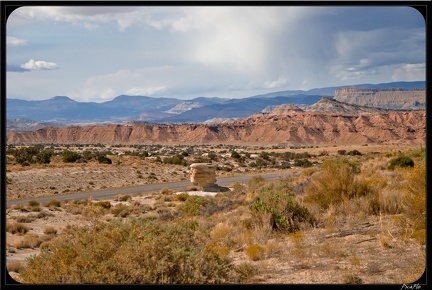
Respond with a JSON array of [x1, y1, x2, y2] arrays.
[[231, 151, 241, 159], [20, 219, 233, 284], [347, 149, 362, 156], [388, 156, 414, 170], [81, 150, 93, 160], [97, 155, 112, 164], [250, 180, 316, 233], [11, 146, 39, 165], [177, 196, 206, 216], [36, 149, 54, 164], [293, 158, 312, 168], [163, 154, 186, 166], [62, 150, 81, 163]]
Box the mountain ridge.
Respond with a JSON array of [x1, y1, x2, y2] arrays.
[[6, 81, 425, 124], [6, 97, 426, 146]]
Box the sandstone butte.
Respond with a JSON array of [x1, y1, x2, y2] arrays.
[[6, 110, 426, 146]]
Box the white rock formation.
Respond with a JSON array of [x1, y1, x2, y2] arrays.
[[189, 163, 217, 189]]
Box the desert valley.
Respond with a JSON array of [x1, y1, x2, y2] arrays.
[[4, 87, 426, 284]]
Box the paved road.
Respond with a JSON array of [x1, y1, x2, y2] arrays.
[[6, 171, 292, 207]]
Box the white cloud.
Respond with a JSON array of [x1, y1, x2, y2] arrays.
[[10, 6, 180, 32], [7, 36, 27, 46], [20, 59, 58, 70], [264, 76, 287, 89], [184, 7, 302, 74]]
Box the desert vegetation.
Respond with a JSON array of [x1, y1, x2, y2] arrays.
[[6, 144, 426, 284]]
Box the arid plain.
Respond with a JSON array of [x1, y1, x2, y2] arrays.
[[5, 142, 426, 284]]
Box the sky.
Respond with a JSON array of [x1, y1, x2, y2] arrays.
[[5, 5, 426, 102]]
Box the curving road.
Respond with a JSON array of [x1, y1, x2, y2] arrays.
[[6, 171, 292, 207]]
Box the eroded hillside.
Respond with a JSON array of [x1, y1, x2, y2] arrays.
[[7, 110, 426, 146]]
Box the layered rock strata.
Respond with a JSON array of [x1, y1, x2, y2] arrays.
[[334, 88, 425, 110], [6, 111, 426, 146]]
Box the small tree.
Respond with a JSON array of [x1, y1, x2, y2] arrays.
[[97, 155, 112, 164], [388, 156, 414, 170], [62, 150, 81, 163], [231, 151, 241, 160]]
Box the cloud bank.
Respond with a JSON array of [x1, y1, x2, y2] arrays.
[[6, 6, 425, 102]]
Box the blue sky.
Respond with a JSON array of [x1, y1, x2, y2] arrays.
[[6, 5, 426, 102]]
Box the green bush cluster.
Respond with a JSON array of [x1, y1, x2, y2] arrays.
[[97, 155, 112, 164], [388, 156, 414, 170], [61, 150, 112, 164], [250, 180, 316, 233], [338, 149, 362, 156], [163, 154, 187, 166], [10, 146, 53, 165], [62, 150, 81, 163], [20, 219, 233, 284], [293, 158, 312, 168]]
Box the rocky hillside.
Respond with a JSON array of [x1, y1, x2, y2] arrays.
[[7, 107, 426, 146], [334, 88, 425, 110]]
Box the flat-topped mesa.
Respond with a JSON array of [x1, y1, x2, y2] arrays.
[[189, 163, 218, 189]]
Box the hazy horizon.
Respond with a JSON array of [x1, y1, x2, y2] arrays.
[[6, 80, 426, 103]]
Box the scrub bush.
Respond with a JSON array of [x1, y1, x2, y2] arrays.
[[305, 159, 371, 209], [20, 219, 233, 284], [250, 180, 316, 233], [388, 156, 414, 170]]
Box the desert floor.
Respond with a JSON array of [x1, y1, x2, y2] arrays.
[[5, 143, 426, 284]]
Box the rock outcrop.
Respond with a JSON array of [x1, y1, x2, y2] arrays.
[[334, 88, 425, 110], [190, 163, 217, 188]]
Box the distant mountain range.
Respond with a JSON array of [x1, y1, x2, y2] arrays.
[[7, 97, 426, 146], [6, 81, 425, 128]]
